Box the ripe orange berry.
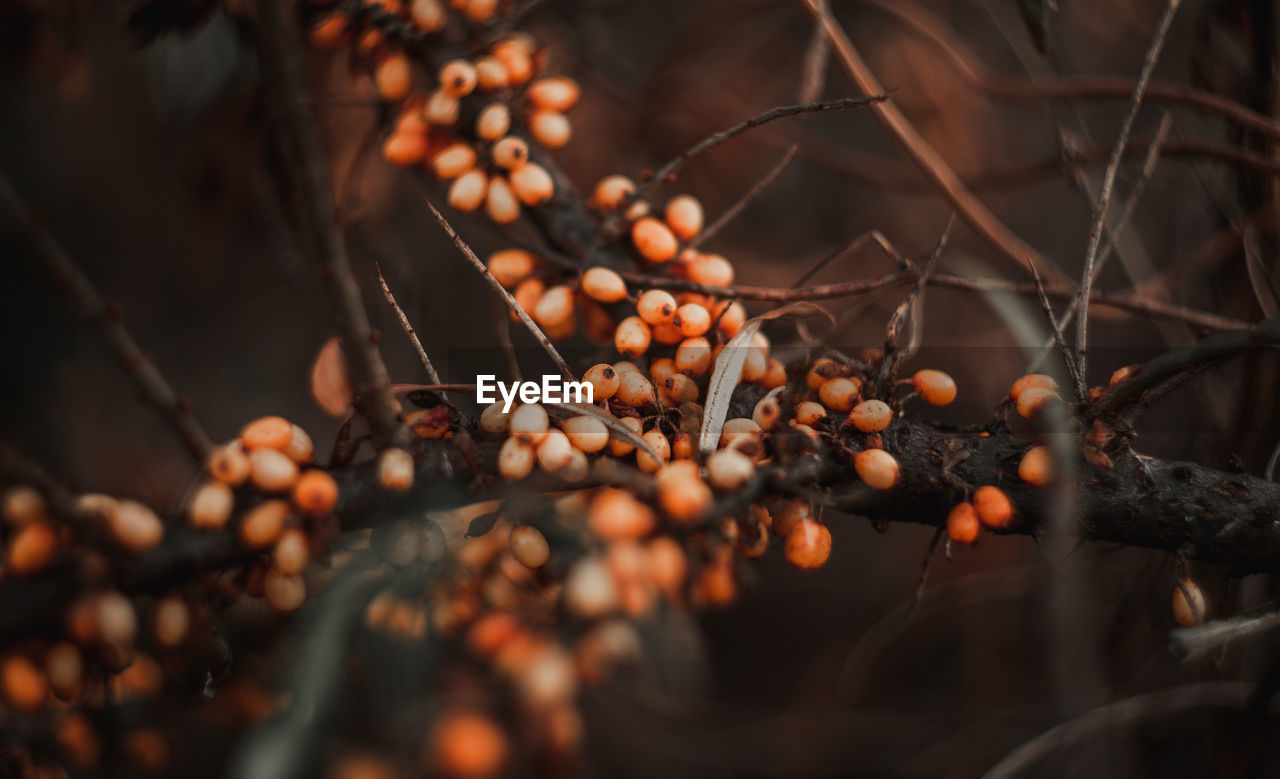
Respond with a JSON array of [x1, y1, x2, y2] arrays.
[[264, 570, 306, 612], [509, 162, 554, 206], [479, 403, 511, 434], [46, 641, 84, 701], [3, 486, 45, 525], [631, 218, 678, 263], [433, 145, 478, 180], [425, 89, 460, 125], [719, 418, 761, 449], [375, 54, 412, 102], [672, 303, 710, 337], [513, 277, 545, 318], [475, 57, 510, 91], [242, 416, 293, 451], [760, 358, 787, 389], [7, 520, 59, 575], [310, 13, 349, 48], [283, 424, 314, 464], [854, 448, 899, 490], [946, 502, 980, 544], [463, 0, 500, 24], [582, 363, 620, 401], [108, 500, 164, 553], [636, 289, 677, 325], [449, 169, 488, 211], [493, 36, 535, 83], [411, 0, 446, 32], [188, 481, 234, 529], [2, 654, 48, 712], [614, 316, 652, 358], [849, 399, 892, 433], [273, 528, 310, 576], [1109, 364, 1139, 387], [785, 519, 832, 570], [588, 488, 655, 542], [533, 285, 575, 328], [491, 136, 529, 170], [662, 374, 699, 403], [510, 404, 549, 445], [1009, 373, 1056, 401], [636, 429, 671, 473], [674, 336, 712, 375], [486, 248, 537, 288], [527, 77, 581, 112], [528, 110, 571, 149], [714, 301, 747, 336], [605, 417, 643, 457], [476, 104, 511, 142], [486, 176, 521, 224], [664, 195, 703, 241], [439, 59, 477, 97], [1015, 387, 1059, 420], [382, 131, 428, 167], [913, 369, 957, 406], [818, 377, 861, 412], [793, 401, 827, 427], [615, 370, 655, 408], [563, 415, 609, 453], [239, 499, 290, 549], [581, 266, 627, 303], [510, 525, 550, 568], [706, 448, 754, 491], [591, 175, 636, 211], [498, 438, 535, 479], [972, 486, 1014, 528], [249, 448, 300, 492], [752, 394, 781, 430], [430, 711, 508, 778], [687, 253, 734, 287], [1172, 578, 1206, 627], [292, 469, 338, 516], [207, 442, 250, 486], [536, 429, 574, 472], [1018, 446, 1053, 487]]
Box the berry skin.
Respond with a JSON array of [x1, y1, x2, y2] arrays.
[[1172, 579, 1206, 627], [615, 370, 655, 408], [476, 102, 511, 140], [753, 394, 781, 429], [536, 429, 574, 472], [241, 416, 293, 452], [509, 162, 554, 206], [589, 487, 656, 541], [529, 111, 571, 148], [1109, 364, 1139, 387], [636, 429, 671, 473], [498, 438, 536, 479], [527, 77, 581, 112], [673, 303, 711, 337], [207, 442, 250, 486], [582, 267, 627, 302], [794, 401, 827, 427], [1, 654, 48, 712], [583, 363, 620, 400], [479, 403, 511, 434], [946, 502, 980, 544], [448, 169, 488, 211], [1009, 373, 1056, 401], [264, 571, 306, 612], [375, 54, 412, 102], [486, 176, 521, 225], [675, 336, 712, 375], [431, 143, 477, 179], [913, 369, 957, 406], [662, 374, 699, 403], [631, 218, 679, 263], [513, 278, 545, 318], [291, 469, 338, 517], [1018, 446, 1053, 487], [249, 449, 299, 492], [310, 13, 349, 48], [714, 301, 747, 336], [761, 358, 788, 389], [239, 500, 289, 549], [188, 481, 234, 530], [284, 425, 313, 464], [439, 59, 477, 97], [410, 0, 446, 31], [7, 521, 59, 575], [491, 136, 529, 170], [563, 415, 609, 453], [425, 89, 460, 125], [655, 461, 711, 523], [706, 448, 754, 491], [664, 195, 704, 241], [636, 289, 677, 325], [1015, 387, 1059, 420], [607, 417, 644, 457], [591, 175, 635, 211], [510, 525, 551, 568], [785, 519, 832, 570], [685, 253, 734, 287], [533, 285, 575, 328], [854, 449, 899, 490], [383, 131, 427, 167], [973, 486, 1014, 528], [818, 377, 861, 412], [510, 404, 550, 445], [614, 316, 652, 358], [486, 248, 537, 288], [849, 399, 893, 433]]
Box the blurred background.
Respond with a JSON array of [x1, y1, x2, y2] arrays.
[[2, 0, 1279, 775]]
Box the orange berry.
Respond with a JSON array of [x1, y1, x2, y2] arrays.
[[1018, 446, 1053, 487], [913, 369, 957, 406], [491, 136, 529, 170], [509, 162, 554, 206], [239, 499, 290, 549], [946, 502, 980, 544], [2, 654, 48, 712], [532, 285, 574, 328], [241, 416, 293, 451], [972, 486, 1014, 528], [3, 486, 45, 525], [752, 394, 781, 429], [591, 175, 635, 211], [510, 404, 549, 445], [615, 370, 655, 408], [794, 401, 827, 427], [510, 525, 550, 568], [1015, 387, 1059, 420], [283, 424, 314, 464], [46, 641, 84, 701], [1009, 373, 1056, 401], [425, 89, 460, 125], [614, 316, 652, 358], [761, 358, 787, 389], [432, 143, 478, 179], [583, 363, 620, 400], [486, 248, 537, 288], [1110, 364, 1139, 387], [714, 301, 746, 336], [636, 289, 677, 325], [686, 253, 734, 286], [108, 500, 165, 553], [375, 54, 412, 102], [818, 376, 861, 412], [410, 0, 446, 32], [662, 374, 699, 403], [264, 570, 306, 612], [672, 303, 711, 337], [430, 710, 508, 778], [785, 519, 832, 570], [854, 448, 899, 490], [663, 195, 704, 241], [273, 528, 310, 576], [608, 416, 644, 457], [589, 488, 656, 542], [527, 76, 580, 112], [674, 336, 712, 375], [292, 469, 338, 516], [439, 59, 477, 97], [188, 481, 234, 529], [476, 103, 511, 141], [631, 218, 678, 263], [448, 169, 488, 211], [463, 0, 500, 23], [493, 37, 534, 84], [310, 13, 349, 49], [636, 429, 671, 473], [581, 266, 627, 303], [849, 399, 892, 432], [1172, 579, 1206, 627], [475, 57, 510, 91], [498, 438, 535, 479], [486, 176, 521, 224], [382, 131, 428, 167], [706, 448, 754, 491], [513, 278, 545, 317], [528, 110, 571, 148], [536, 429, 574, 472], [7, 520, 59, 575], [563, 415, 609, 453], [249, 448, 300, 492], [207, 442, 250, 486]]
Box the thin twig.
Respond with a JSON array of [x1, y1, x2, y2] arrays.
[[493, 300, 523, 383], [630, 95, 887, 204], [1076, 0, 1182, 396], [906, 526, 945, 619], [0, 172, 215, 461], [252, 0, 408, 447], [1027, 256, 1083, 397], [375, 262, 442, 385], [423, 199, 576, 381], [689, 146, 798, 249], [877, 217, 952, 394]]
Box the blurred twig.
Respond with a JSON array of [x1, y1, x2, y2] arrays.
[[375, 262, 442, 385]]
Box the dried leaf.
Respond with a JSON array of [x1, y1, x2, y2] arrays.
[[543, 402, 662, 461], [311, 337, 353, 417]]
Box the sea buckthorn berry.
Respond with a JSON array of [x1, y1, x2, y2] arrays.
[[510, 525, 550, 568], [1009, 373, 1056, 401], [264, 571, 306, 612], [528, 110, 571, 148], [655, 462, 712, 522], [589, 488, 655, 541], [707, 448, 754, 491], [806, 358, 839, 390], [242, 416, 293, 451], [1015, 387, 1059, 420], [675, 337, 712, 376], [1172, 579, 1206, 627], [606, 416, 643, 457], [439, 59, 477, 97], [1109, 364, 1139, 387], [673, 303, 711, 337], [429, 710, 508, 779], [715, 301, 747, 336], [2, 653, 48, 712], [591, 175, 635, 211], [475, 57, 510, 90], [493, 36, 535, 83], [785, 519, 832, 570], [578, 365, 618, 402], [663, 195, 704, 241], [688, 254, 734, 287], [913, 369, 957, 406], [432, 143, 477, 179], [794, 401, 827, 427], [536, 429, 574, 472], [383, 131, 428, 167], [46, 641, 83, 701], [854, 448, 899, 490], [753, 394, 781, 429], [636, 429, 671, 473], [662, 374, 699, 403], [188, 481, 233, 530], [8, 521, 59, 575], [476, 104, 511, 143], [1018, 446, 1053, 487], [849, 399, 893, 433], [486, 248, 537, 288], [480, 403, 511, 434], [283, 424, 314, 465], [421, 89, 457, 126], [378, 448, 414, 492], [613, 372, 653, 410], [513, 278, 545, 317], [770, 499, 807, 538], [249, 448, 300, 492], [527, 76, 581, 112], [273, 528, 310, 576], [636, 289, 677, 325], [496, 438, 534, 481], [491, 136, 529, 170], [946, 502, 980, 544], [3, 486, 45, 525], [563, 415, 609, 453], [375, 54, 412, 102], [463, 0, 500, 23], [581, 267, 627, 303], [510, 404, 550, 445], [509, 162, 554, 206], [760, 358, 788, 389], [411, 0, 446, 31], [631, 218, 678, 263], [239, 500, 289, 549], [486, 176, 521, 224], [818, 377, 861, 411], [292, 469, 338, 517], [310, 13, 349, 48], [109, 500, 165, 553], [529, 285, 571, 328], [207, 441, 250, 486], [565, 556, 620, 618], [614, 316, 652, 358], [448, 169, 488, 211], [720, 418, 761, 449], [973, 486, 1014, 528]]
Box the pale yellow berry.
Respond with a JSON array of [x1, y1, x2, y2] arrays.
[[498, 438, 536, 479], [537, 429, 575, 472], [510, 404, 549, 445], [476, 102, 511, 140], [249, 448, 299, 492], [590, 175, 635, 211], [486, 176, 521, 224], [854, 448, 899, 490], [448, 169, 488, 211], [480, 402, 511, 434], [187, 481, 234, 530], [528, 111, 571, 148], [527, 77, 580, 112], [491, 136, 529, 170], [563, 415, 609, 453], [664, 195, 703, 241], [509, 162, 554, 206], [378, 448, 415, 492]]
